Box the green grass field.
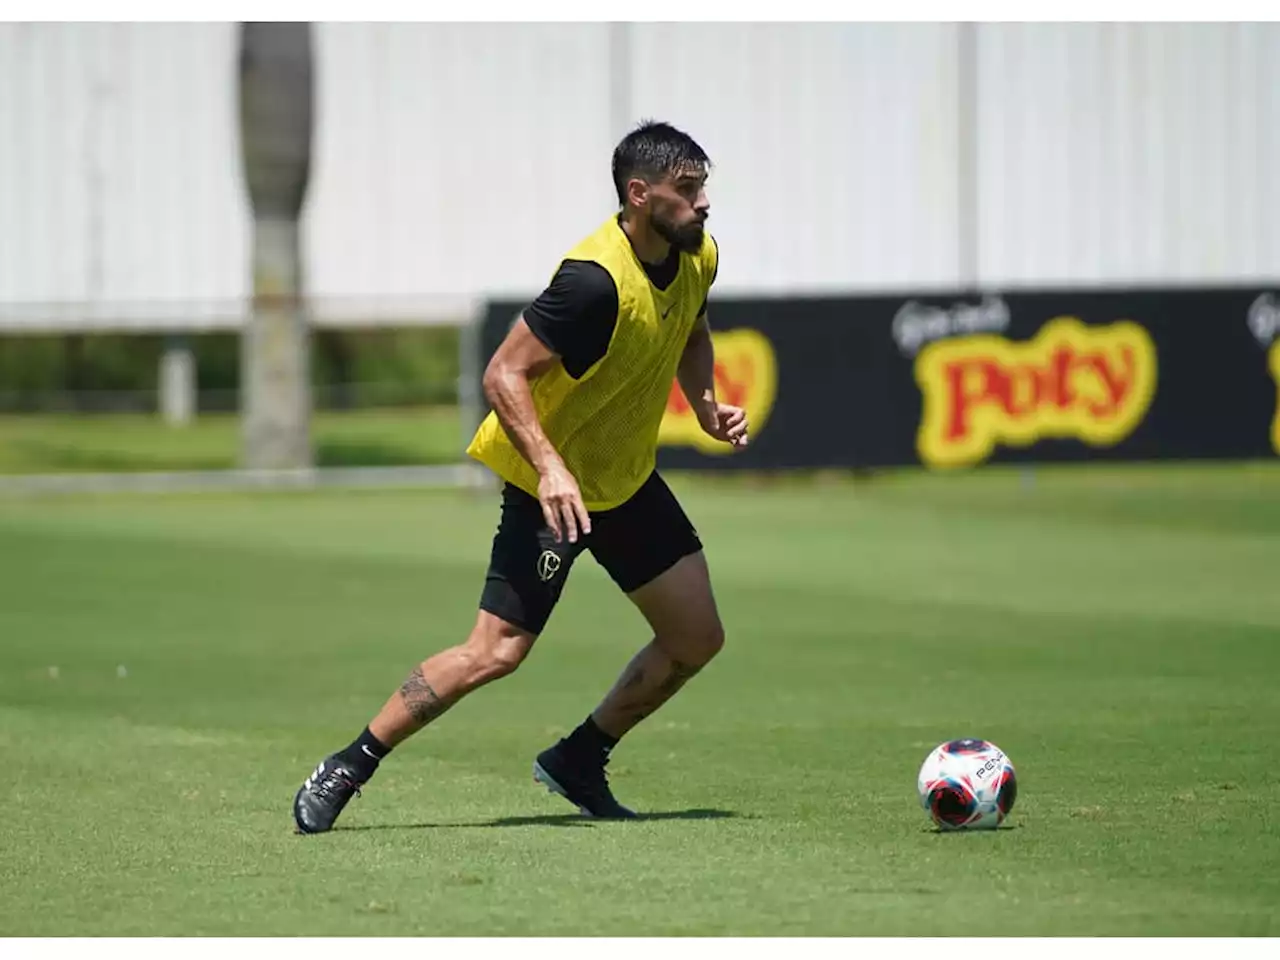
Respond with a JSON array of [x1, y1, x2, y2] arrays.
[[0, 407, 462, 474], [1, 462, 1278, 936]]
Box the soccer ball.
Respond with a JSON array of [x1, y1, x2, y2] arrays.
[[917, 738, 1018, 831]]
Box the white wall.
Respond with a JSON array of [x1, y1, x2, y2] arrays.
[[303, 22, 616, 315], [0, 22, 1277, 333], [975, 22, 1280, 287], [0, 22, 248, 330], [625, 23, 964, 295], [305, 21, 964, 301]]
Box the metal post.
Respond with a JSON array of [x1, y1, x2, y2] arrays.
[[456, 301, 491, 490], [159, 335, 195, 425]]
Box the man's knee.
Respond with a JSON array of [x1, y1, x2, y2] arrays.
[[694, 618, 726, 664], [628, 551, 727, 664], [462, 614, 535, 683], [661, 616, 725, 668]]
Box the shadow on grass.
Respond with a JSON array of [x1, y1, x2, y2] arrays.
[[332, 807, 742, 832], [927, 822, 1022, 835]]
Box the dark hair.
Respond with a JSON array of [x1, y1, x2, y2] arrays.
[[611, 120, 710, 206]]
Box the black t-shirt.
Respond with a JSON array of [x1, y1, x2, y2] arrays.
[[524, 244, 712, 380]]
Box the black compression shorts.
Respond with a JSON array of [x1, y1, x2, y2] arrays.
[[477, 471, 703, 635]]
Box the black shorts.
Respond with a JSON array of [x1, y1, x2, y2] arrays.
[[478, 471, 703, 635]]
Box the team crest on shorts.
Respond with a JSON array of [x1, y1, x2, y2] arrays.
[[536, 549, 562, 582]]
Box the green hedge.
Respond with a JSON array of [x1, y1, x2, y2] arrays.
[[0, 327, 462, 410]]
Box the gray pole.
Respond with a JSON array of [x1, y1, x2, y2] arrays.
[[159, 334, 195, 425], [237, 22, 314, 471]]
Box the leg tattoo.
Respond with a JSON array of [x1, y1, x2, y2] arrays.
[[656, 660, 702, 699], [400, 665, 451, 726], [620, 658, 648, 693], [636, 660, 703, 721], [607, 655, 704, 730]]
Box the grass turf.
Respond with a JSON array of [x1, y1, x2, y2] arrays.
[[0, 462, 1277, 935]]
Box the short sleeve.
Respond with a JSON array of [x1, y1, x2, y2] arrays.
[[523, 260, 619, 379]]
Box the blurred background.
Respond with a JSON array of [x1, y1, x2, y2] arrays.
[[0, 21, 1277, 483]]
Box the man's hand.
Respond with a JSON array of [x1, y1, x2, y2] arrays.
[[697, 402, 750, 449], [538, 459, 592, 544]]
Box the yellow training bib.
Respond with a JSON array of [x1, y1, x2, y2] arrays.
[[467, 216, 718, 511]]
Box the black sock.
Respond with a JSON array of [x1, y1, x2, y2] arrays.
[[336, 727, 392, 781], [562, 715, 619, 761]]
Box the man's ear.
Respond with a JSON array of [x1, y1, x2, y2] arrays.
[[626, 177, 650, 209]]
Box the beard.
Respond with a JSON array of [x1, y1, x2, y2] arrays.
[[651, 209, 706, 254]]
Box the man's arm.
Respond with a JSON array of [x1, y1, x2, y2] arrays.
[[480, 260, 618, 542], [481, 318, 566, 479], [483, 319, 592, 544], [675, 242, 748, 449], [676, 315, 747, 449], [676, 313, 719, 430]]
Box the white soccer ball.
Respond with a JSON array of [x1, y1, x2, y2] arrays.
[[917, 738, 1018, 831]]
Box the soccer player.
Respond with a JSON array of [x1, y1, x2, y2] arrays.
[[293, 120, 748, 833]]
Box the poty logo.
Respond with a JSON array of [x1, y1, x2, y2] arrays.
[[1248, 295, 1280, 455], [1270, 340, 1280, 456], [660, 328, 778, 455], [915, 316, 1158, 469]]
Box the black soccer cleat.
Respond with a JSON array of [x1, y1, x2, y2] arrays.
[[533, 743, 638, 820], [293, 755, 365, 834]]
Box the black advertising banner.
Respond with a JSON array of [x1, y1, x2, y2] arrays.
[[477, 287, 1280, 471], [849, 287, 1280, 470]]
